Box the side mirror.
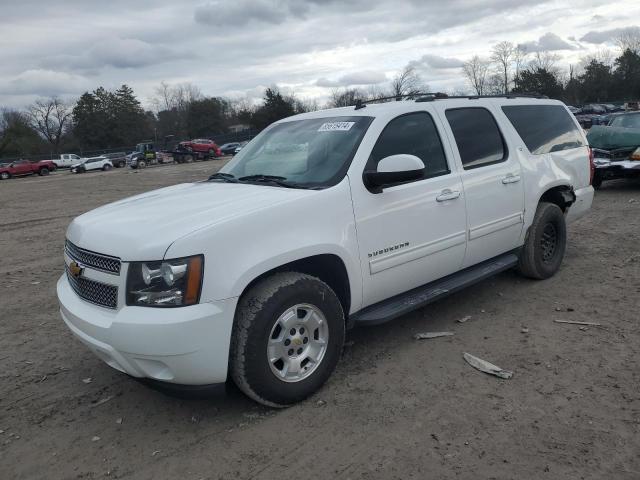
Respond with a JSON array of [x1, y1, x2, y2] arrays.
[[363, 154, 425, 193]]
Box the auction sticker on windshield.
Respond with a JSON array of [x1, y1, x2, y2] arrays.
[[318, 122, 355, 132]]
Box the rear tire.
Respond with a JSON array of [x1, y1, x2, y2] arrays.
[[39, 167, 49, 176], [0, 172, 10, 180], [138, 160, 146, 169], [230, 272, 345, 407], [517, 202, 566, 280], [118, 161, 125, 168], [103, 164, 112, 171]]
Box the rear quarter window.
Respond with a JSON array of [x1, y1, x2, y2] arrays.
[[502, 105, 586, 155]]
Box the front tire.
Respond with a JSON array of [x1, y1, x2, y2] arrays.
[[230, 272, 345, 407], [39, 167, 49, 176], [517, 202, 567, 279], [103, 164, 112, 171]]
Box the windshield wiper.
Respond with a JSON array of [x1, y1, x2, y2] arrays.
[[238, 174, 304, 189], [208, 172, 238, 183]]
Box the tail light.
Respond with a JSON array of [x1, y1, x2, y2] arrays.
[[588, 147, 595, 185]]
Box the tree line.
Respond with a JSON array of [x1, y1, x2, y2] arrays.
[[2, 29, 640, 160]]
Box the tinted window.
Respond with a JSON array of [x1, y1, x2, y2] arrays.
[[368, 112, 449, 179], [445, 108, 506, 169], [502, 105, 586, 155]]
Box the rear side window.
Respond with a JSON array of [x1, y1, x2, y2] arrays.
[[368, 112, 449, 179], [502, 105, 586, 155], [445, 108, 506, 169]]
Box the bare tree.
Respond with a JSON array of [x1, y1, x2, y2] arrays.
[[27, 97, 71, 152], [615, 28, 640, 55], [329, 88, 365, 108], [152, 82, 203, 112], [577, 48, 615, 74], [462, 55, 490, 95], [513, 45, 528, 90], [529, 51, 561, 72], [491, 41, 515, 94], [390, 66, 424, 98]]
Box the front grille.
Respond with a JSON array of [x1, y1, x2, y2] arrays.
[[66, 267, 118, 309], [65, 241, 121, 275]]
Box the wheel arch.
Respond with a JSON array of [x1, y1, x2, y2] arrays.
[[537, 184, 575, 213], [237, 254, 352, 318]]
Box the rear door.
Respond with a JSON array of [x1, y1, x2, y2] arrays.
[[436, 105, 525, 268]]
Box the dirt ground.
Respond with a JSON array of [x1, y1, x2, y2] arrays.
[[1, 161, 639, 480]]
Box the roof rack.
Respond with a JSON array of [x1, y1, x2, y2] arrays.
[[353, 92, 547, 110]]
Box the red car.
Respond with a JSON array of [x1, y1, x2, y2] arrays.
[[0, 159, 56, 180], [178, 139, 222, 157]]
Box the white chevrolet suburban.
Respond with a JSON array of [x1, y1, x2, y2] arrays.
[[57, 94, 594, 407]]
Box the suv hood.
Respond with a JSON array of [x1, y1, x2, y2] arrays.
[[67, 182, 311, 260]]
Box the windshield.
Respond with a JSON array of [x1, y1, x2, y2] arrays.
[[609, 114, 640, 129], [222, 116, 372, 188]]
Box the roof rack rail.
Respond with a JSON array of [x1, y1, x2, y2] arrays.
[[353, 92, 547, 109]]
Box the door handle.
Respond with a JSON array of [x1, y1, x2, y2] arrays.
[[501, 173, 521, 184], [436, 189, 461, 202]]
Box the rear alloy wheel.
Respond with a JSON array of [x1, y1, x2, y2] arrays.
[[517, 202, 567, 279], [231, 272, 345, 407], [39, 167, 49, 176], [103, 164, 112, 171], [1, 172, 10, 180]]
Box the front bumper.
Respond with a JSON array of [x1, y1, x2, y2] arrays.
[[57, 274, 237, 385]]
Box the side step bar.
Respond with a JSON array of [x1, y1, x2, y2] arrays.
[[350, 252, 519, 327]]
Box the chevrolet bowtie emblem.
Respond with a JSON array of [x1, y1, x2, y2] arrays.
[[68, 261, 84, 278]]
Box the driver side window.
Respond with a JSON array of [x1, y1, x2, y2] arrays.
[[367, 112, 450, 181]]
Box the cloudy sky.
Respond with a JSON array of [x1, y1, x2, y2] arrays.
[[0, 0, 639, 109]]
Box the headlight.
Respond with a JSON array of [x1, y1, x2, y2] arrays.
[[126, 255, 203, 307]]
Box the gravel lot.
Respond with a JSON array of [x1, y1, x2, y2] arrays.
[[1, 162, 639, 480]]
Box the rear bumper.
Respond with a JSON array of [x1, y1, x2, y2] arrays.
[[57, 275, 238, 385], [565, 186, 594, 224]]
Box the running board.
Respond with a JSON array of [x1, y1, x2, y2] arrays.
[[351, 252, 519, 326]]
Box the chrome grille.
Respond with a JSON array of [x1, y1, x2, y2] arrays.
[[66, 267, 118, 309], [65, 241, 121, 275]]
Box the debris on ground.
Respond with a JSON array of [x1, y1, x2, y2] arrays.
[[463, 352, 513, 379], [115, 418, 123, 425], [91, 436, 100, 442], [414, 331, 454, 340], [553, 319, 602, 327], [521, 327, 529, 334], [90, 395, 114, 408], [82, 377, 92, 384], [152, 450, 160, 457], [457, 315, 472, 323]]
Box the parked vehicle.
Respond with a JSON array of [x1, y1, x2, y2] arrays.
[[179, 139, 222, 157], [126, 142, 157, 169], [57, 95, 593, 407], [102, 152, 128, 168], [70, 156, 113, 173], [219, 142, 241, 155], [0, 159, 56, 179], [575, 103, 607, 129], [234, 141, 249, 155], [587, 111, 640, 188], [49, 154, 85, 169]]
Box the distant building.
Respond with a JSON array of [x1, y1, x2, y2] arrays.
[[229, 123, 251, 133]]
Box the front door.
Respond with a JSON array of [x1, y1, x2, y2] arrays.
[[350, 110, 467, 308], [436, 106, 525, 267]]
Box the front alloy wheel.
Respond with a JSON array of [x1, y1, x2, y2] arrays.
[[267, 304, 329, 382]]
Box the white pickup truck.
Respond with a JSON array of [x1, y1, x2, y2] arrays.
[[57, 94, 594, 407], [50, 154, 85, 168]]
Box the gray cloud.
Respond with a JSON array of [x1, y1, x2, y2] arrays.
[[580, 26, 640, 44], [315, 71, 387, 88], [518, 32, 577, 52], [408, 54, 464, 70]]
